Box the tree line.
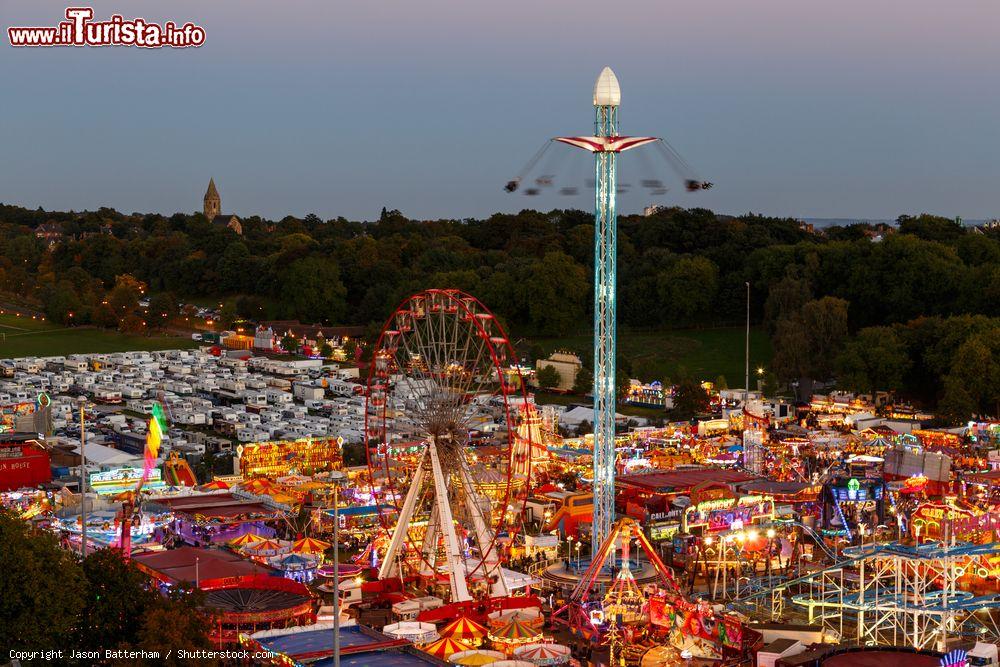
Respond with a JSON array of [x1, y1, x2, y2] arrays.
[[3, 202, 1000, 419]]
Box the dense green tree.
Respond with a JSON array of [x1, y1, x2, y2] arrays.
[[39, 279, 83, 324], [763, 273, 812, 332], [11, 201, 1000, 415], [107, 273, 145, 317], [896, 214, 965, 243], [0, 510, 86, 650], [771, 297, 848, 385], [524, 251, 587, 336], [148, 291, 178, 329], [938, 377, 979, 424], [656, 255, 719, 323], [670, 376, 710, 419], [536, 365, 561, 389], [217, 241, 253, 292], [77, 548, 160, 650], [277, 256, 347, 324], [280, 333, 299, 354], [132, 587, 219, 667], [573, 367, 594, 394], [836, 326, 911, 397], [799, 297, 850, 379]]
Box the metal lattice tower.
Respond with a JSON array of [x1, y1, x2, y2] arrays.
[[592, 67, 620, 557], [553, 69, 660, 560]]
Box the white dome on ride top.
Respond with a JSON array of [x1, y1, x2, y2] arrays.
[[593, 66, 621, 106]]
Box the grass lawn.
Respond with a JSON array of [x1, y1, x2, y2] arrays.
[[531, 326, 772, 387], [0, 313, 56, 332], [0, 315, 200, 359]]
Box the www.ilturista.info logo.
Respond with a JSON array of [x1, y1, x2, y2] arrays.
[[8, 7, 205, 48]]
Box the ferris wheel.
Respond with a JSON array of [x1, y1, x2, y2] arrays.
[[365, 289, 528, 602]]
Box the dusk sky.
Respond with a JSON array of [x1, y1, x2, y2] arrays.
[[3, 0, 999, 221]]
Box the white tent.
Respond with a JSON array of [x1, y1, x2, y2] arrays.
[[382, 620, 439, 643]]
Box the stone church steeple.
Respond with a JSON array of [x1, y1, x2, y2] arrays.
[[203, 178, 221, 220]]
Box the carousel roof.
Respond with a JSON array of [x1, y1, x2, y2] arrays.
[[272, 553, 316, 568], [292, 537, 331, 553], [422, 637, 474, 658], [488, 619, 540, 643], [229, 532, 266, 548], [244, 538, 284, 552], [204, 586, 311, 615], [449, 649, 506, 665], [440, 616, 488, 641], [513, 643, 570, 663]]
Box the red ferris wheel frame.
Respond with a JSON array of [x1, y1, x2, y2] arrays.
[[364, 288, 528, 583]]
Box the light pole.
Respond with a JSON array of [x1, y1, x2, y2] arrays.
[[78, 396, 88, 557], [744, 281, 750, 406]]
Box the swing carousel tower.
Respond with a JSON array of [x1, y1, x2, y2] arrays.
[[553, 68, 659, 558], [508, 68, 711, 563]]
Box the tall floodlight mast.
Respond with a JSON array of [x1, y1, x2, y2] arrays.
[[554, 68, 658, 560]]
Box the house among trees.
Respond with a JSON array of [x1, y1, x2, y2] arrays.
[[203, 178, 242, 235], [34, 222, 65, 247]]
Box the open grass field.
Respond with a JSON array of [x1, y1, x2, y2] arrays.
[[531, 325, 772, 387], [0, 314, 200, 359]]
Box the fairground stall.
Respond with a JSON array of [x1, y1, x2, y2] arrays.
[[236, 437, 343, 479], [0, 434, 51, 491], [616, 468, 758, 526]]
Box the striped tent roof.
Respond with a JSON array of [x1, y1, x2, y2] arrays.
[[513, 643, 570, 665], [488, 620, 541, 644], [441, 616, 489, 642], [242, 478, 276, 493], [449, 649, 506, 665], [200, 479, 230, 490], [228, 532, 265, 548], [244, 538, 283, 552], [292, 537, 331, 554], [422, 637, 474, 658]]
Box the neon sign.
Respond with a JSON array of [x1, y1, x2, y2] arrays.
[[682, 495, 774, 532], [89, 467, 165, 495]]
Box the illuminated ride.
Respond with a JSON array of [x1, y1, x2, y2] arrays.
[[734, 540, 1000, 651], [552, 517, 680, 642], [366, 289, 528, 603], [507, 68, 711, 561], [114, 403, 167, 556], [163, 451, 198, 487]]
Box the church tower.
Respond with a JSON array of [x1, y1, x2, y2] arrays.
[[203, 178, 221, 220]]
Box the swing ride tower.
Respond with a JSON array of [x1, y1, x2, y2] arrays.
[[508, 67, 712, 564], [589, 68, 621, 560], [554, 68, 659, 559]]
